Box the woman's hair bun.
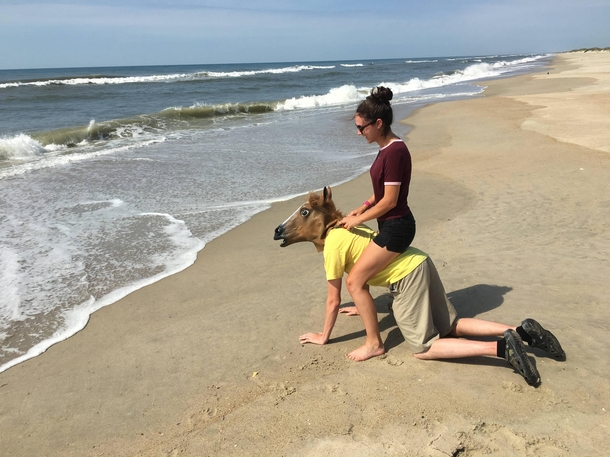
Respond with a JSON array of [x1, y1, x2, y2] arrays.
[[371, 86, 393, 104], [356, 85, 394, 133]]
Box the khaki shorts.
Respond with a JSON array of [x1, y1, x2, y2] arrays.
[[390, 257, 458, 353]]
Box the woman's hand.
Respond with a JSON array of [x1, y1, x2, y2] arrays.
[[299, 332, 327, 345], [339, 215, 361, 230], [338, 306, 360, 316]]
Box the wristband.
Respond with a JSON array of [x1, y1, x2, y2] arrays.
[[363, 200, 371, 208]]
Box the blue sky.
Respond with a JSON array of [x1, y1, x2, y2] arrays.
[[1, 0, 609, 69]]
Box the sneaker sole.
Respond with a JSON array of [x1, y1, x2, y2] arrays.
[[522, 318, 566, 360], [505, 329, 541, 387]]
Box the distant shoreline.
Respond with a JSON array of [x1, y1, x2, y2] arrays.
[[567, 47, 610, 52]]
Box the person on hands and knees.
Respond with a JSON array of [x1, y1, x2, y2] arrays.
[[275, 188, 565, 387]]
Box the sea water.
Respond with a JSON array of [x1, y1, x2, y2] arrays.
[[0, 54, 552, 372]]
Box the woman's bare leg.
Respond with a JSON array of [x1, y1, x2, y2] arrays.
[[345, 242, 399, 361]]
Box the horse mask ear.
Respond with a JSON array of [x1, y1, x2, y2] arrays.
[[323, 186, 332, 203], [321, 186, 338, 240]]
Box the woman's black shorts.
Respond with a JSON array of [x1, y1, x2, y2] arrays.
[[373, 211, 416, 253]]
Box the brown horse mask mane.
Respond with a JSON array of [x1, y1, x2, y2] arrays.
[[273, 186, 344, 252]]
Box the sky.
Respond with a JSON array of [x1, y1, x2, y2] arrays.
[[1, 0, 610, 69]]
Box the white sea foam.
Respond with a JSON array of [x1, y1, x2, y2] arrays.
[[0, 249, 23, 322], [276, 55, 547, 112], [140, 212, 207, 269], [202, 64, 335, 79], [80, 198, 124, 209], [279, 85, 364, 110], [0, 134, 51, 161], [0, 212, 205, 374], [0, 74, 190, 88], [0, 138, 165, 179], [125, 157, 158, 162], [397, 89, 485, 105], [0, 295, 94, 374], [387, 56, 549, 96], [1, 55, 546, 91], [340, 63, 364, 67], [0, 65, 336, 89]]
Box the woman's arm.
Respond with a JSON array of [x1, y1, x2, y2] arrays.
[[347, 193, 376, 217], [340, 184, 399, 230], [299, 279, 342, 345]]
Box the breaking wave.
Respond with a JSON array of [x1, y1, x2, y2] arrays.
[[1, 54, 550, 166], [0, 64, 336, 89]]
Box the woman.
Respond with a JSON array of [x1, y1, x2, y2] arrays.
[[339, 86, 416, 361]]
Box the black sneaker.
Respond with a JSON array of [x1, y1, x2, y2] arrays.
[[522, 318, 566, 360], [504, 329, 541, 387]]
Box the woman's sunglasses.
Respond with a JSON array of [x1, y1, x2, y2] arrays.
[[356, 121, 375, 133]]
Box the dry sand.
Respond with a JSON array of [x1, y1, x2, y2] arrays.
[[1, 52, 609, 456]]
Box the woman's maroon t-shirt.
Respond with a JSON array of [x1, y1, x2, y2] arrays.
[[369, 139, 412, 222]]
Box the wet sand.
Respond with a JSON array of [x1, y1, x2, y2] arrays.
[[1, 51, 609, 456]]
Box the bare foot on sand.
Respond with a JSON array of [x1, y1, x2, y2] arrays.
[[346, 343, 385, 361]]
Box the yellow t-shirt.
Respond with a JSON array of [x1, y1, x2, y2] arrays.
[[323, 225, 428, 287]]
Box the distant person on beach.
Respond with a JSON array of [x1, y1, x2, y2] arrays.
[[338, 86, 416, 361]]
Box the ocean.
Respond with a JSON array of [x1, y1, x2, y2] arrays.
[[0, 54, 552, 372]]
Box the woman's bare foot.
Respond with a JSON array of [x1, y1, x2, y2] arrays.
[[346, 343, 385, 361]]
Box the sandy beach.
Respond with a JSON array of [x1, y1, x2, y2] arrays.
[[2, 51, 609, 456]]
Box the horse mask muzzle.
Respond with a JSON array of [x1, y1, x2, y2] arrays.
[[273, 224, 288, 247]]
